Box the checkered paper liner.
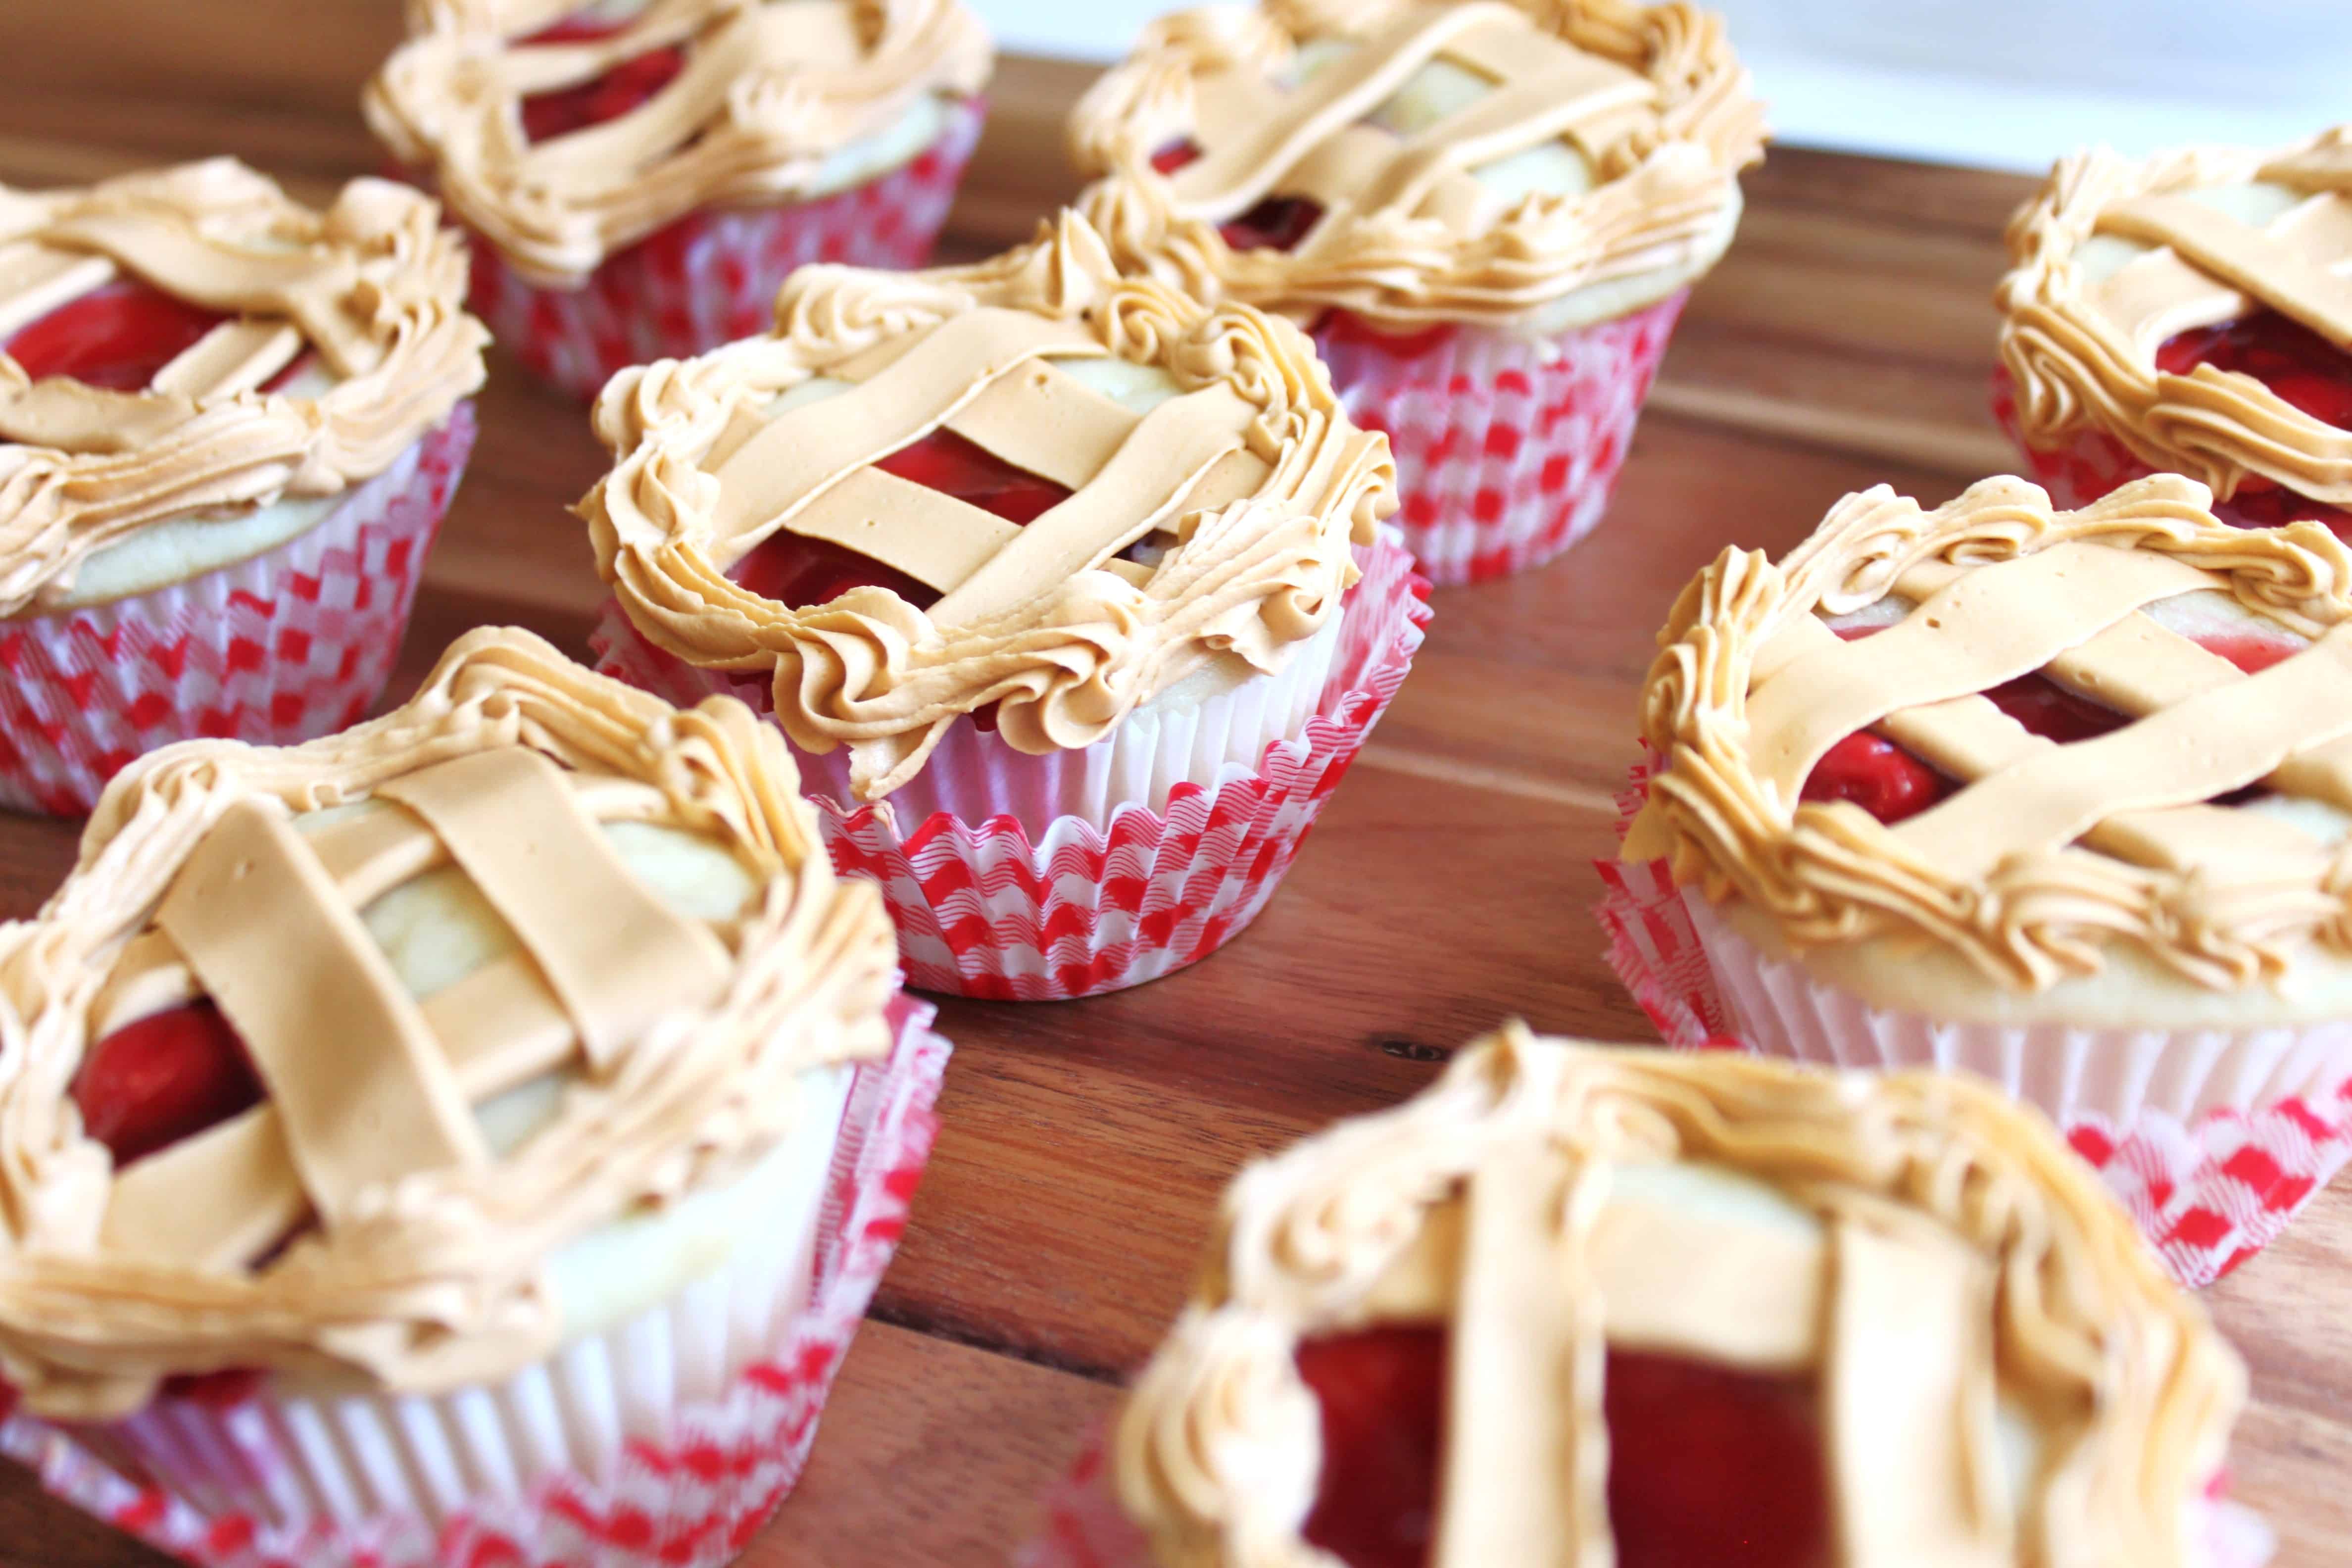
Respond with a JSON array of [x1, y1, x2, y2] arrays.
[[0, 993, 951, 1568], [591, 539, 1431, 1001], [1596, 752, 2352, 1289], [0, 404, 475, 817], [1312, 291, 1684, 586], [468, 100, 985, 401], [1010, 1429, 2276, 1568]]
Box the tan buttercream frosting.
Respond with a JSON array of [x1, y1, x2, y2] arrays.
[[1624, 471, 2352, 996], [0, 626, 896, 1420], [1999, 125, 2352, 505], [581, 211, 1398, 800], [365, 0, 994, 287], [0, 159, 488, 617], [1068, 0, 1765, 334], [1118, 1024, 2243, 1567]]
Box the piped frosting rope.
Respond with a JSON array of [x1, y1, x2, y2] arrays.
[[0, 159, 487, 616], [0, 627, 898, 1421], [1068, 0, 1764, 332], [1115, 1025, 2243, 1568], [582, 213, 1398, 801], [366, 0, 994, 286]]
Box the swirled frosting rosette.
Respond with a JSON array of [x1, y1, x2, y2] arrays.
[[1024, 1025, 2263, 1568], [1604, 471, 2352, 1284], [0, 626, 952, 1568], [1069, 0, 1765, 582], [584, 213, 1425, 997], [366, 0, 995, 398], [0, 158, 487, 813]]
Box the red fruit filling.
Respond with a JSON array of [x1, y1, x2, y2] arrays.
[[730, 427, 1072, 610], [1149, 140, 1325, 253], [518, 11, 687, 143], [1801, 627, 2303, 826], [1297, 1325, 1831, 1568], [2156, 310, 2352, 537], [71, 1001, 262, 1170], [5, 278, 315, 395]]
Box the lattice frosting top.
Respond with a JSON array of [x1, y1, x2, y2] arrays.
[[1068, 0, 1764, 335], [0, 159, 487, 617], [1118, 1023, 2242, 1567], [366, 0, 994, 286], [581, 212, 1397, 801], [0, 627, 897, 1420], [2000, 126, 2352, 506], [1623, 472, 2352, 1000]]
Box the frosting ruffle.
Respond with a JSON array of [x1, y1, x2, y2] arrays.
[[0, 159, 487, 616]]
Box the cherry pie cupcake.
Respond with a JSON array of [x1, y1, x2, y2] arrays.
[[1605, 472, 2352, 1284], [366, 0, 993, 400], [1998, 125, 2352, 536], [585, 214, 1425, 1000], [1069, 0, 1764, 584], [0, 626, 949, 1568], [0, 159, 486, 816], [1023, 1025, 2267, 1568]]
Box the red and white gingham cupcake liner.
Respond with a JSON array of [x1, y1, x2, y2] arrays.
[[0, 405, 475, 818], [591, 539, 1431, 1001], [0, 993, 951, 1568], [1312, 291, 1685, 586], [1011, 1428, 2274, 1568], [469, 100, 985, 401], [1595, 751, 2352, 1289]]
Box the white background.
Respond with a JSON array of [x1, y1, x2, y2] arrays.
[[975, 0, 2352, 172]]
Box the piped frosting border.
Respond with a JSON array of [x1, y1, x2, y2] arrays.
[[0, 626, 898, 1419], [1116, 1023, 2243, 1568], [365, 0, 994, 287], [1067, 0, 1764, 334], [0, 159, 487, 616], [580, 213, 1397, 801], [1998, 125, 2352, 506]]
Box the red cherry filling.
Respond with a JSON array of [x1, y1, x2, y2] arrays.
[[1802, 628, 2303, 826], [729, 427, 1072, 610], [1148, 140, 1325, 253], [518, 11, 686, 143], [7, 280, 228, 392], [2156, 310, 2352, 537], [71, 1001, 263, 1170], [1297, 1326, 1831, 1568]]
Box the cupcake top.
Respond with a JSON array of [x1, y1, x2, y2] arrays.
[[1624, 472, 2352, 1026], [581, 213, 1397, 801], [0, 159, 487, 617], [1999, 126, 2352, 517], [365, 0, 995, 287], [0, 627, 897, 1420], [1117, 1024, 2242, 1567], [1067, 0, 1764, 338]]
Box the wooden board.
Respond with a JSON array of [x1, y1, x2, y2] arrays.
[[0, 16, 2346, 1568]]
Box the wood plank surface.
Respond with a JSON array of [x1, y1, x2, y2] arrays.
[[0, 14, 2347, 1568]]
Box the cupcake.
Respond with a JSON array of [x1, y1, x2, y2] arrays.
[[1068, 0, 1764, 585], [1997, 125, 2352, 536], [584, 213, 1426, 1000], [0, 626, 949, 1568], [1604, 471, 2352, 1285], [1022, 1024, 2267, 1568], [366, 0, 993, 400], [0, 158, 486, 817]]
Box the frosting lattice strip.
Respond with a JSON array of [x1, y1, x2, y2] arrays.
[[2099, 192, 2352, 351]]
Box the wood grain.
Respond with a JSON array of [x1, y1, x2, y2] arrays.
[[0, 18, 2343, 1568]]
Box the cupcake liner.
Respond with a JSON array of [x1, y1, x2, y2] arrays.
[[469, 99, 986, 401], [1991, 365, 2163, 510], [0, 992, 952, 1568], [1010, 1430, 2275, 1568], [1595, 751, 2352, 1288], [0, 405, 476, 818], [592, 538, 1431, 1000], [1312, 291, 1685, 586]]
